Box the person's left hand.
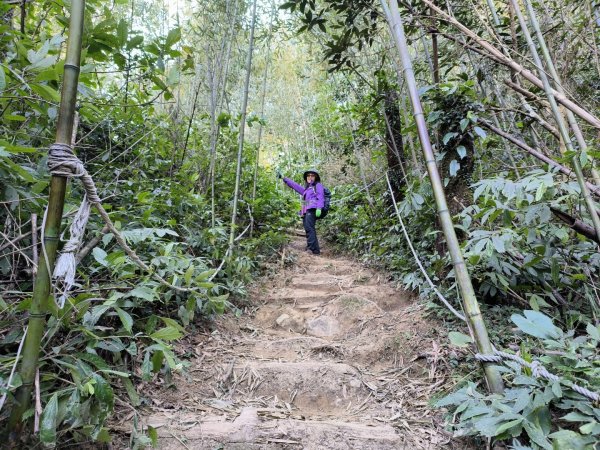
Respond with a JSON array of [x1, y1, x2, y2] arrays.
[[316, 208, 322, 218]]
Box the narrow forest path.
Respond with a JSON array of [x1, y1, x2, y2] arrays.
[[139, 236, 469, 449]]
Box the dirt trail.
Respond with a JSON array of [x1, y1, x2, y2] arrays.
[[140, 236, 467, 449]]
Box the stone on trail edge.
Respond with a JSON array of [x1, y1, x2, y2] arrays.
[[136, 237, 471, 449]]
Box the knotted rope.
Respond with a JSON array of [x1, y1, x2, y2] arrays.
[[475, 349, 599, 402], [48, 143, 98, 307]]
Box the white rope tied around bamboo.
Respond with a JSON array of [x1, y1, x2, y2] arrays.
[[48, 143, 98, 307], [46, 143, 202, 308], [475, 349, 600, 402]]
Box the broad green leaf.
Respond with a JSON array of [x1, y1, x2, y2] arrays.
[[510, 310, 562, 340], [122, 376, 141, 407], [460, 118, 469, 132], [448, 331, 473, 348], [115, 307, 133, 333], [150, 326, 183, 341], [165, 27, 181, 49], [473, 126, 487, 139], [442, 132, 458, 145], [456, 145, 467, 159], [40, 392, 59, 445], [495, 418, 523, 436], [449, 160, 460, 177], [92, 247, 108, 266], [586, 323, 600, 341], [31, 83, 60, 102], [161, 317, 185, 332], [117, 19, 128, 47], [128, 286, 156, 302], [127, 35, 144, 50]]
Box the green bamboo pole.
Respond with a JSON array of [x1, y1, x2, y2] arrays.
[[7, 0, 86, 433], [381, 0, 503, 394], [509, 0, 600, 245], [228, 0, 258, 252], [523, 0, 600, 185]]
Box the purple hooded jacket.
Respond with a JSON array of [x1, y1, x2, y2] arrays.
[[283, 177, 325, 216]]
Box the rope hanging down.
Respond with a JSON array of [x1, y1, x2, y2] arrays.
[[46, 142, 200, 308], [385, 172, 467, 322], [475, 349, 600, 402]]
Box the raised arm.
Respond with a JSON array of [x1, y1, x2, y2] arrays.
[[283, 177, 306, 195]]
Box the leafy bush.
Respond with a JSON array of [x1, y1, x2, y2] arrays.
[[437, 311, 600, 449]]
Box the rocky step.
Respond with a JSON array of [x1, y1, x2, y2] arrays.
[[147, 407, 407, 450], [219, 361, 383, 417]]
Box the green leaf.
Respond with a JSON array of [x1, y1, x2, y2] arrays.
[[511, 310, 562, 340], [40, 392, 59, 445], [30, 83, 60, 102], [443, 132, 458, 145], [165, 27, 181, 49], [495, 418, 523, 436], [148, 426, 158, 447], [128, 285, 156, 302], [184, 264, 194, 285], [150, 326, 183, 341], [456, 145, 467, 159], [161, 317, 185, 332], [92, 247, 109, 266], [448, 331, 473, 348], [115, 307, 133, 333], [126, 35, 144, 50], [473, 126, 487, 139], [586, 323, 600, 341], [460, 118, 469, 132], [449, 160, 460, 177], [117, 19, 128, 47], [0, 66, 6, 92], [122, 376, 141, 407]]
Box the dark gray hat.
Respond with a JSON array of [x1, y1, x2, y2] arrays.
[[303, 169, 321, 183]]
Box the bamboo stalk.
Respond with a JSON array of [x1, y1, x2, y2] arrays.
[[509, 0, 600, 246], [381, 0, 503, 394], [228, 0, 258, 252], [7, 0, 85, 434], [522, 0, 600, 185]]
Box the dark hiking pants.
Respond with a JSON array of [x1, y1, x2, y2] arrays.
[[303, 209, 320, 254]]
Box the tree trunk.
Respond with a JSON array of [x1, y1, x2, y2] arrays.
[[383, 90, 406, 202]]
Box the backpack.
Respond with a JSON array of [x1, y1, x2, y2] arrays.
[[313, 183, 331, 219]]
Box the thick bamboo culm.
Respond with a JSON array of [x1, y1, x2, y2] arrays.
[[509, 0, 600, 246], [7, 0, 86, 434], [380, 0, 504, 394]]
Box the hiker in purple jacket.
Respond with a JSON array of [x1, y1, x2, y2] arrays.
[[278, 169, 324, 255]]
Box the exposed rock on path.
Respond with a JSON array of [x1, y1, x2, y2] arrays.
[[140, 237, 468, 449]]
